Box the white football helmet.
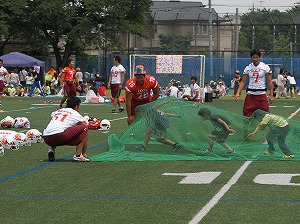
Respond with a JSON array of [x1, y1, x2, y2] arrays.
[[13, 117, 31, 128], [14, 132, 31, 146], [0, 135, 19, 150], [99, 119, 111, 130], [26, 129, 44, 143], [0, 116, 15, 128]]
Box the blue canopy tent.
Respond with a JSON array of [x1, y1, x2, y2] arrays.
[[0, 52, 45, 67]]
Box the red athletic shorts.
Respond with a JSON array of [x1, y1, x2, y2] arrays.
[[0, 80, 4, 93], [243, 94, 269, 117], [131, 100, 150, 116], [43, 125, 88, 146], [111, 84, 121, 98], [64, 81, 77, 97]]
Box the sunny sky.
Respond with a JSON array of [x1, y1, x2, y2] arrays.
[[178, 0, 299, 14]]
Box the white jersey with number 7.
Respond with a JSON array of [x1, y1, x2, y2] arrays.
[[243, 62, 272, 95]]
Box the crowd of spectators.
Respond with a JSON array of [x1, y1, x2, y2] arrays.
[[0, 66, 106, 98]]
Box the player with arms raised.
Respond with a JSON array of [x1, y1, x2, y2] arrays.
[[125, 65, 160, 125]]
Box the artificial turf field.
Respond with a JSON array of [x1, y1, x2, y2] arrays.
[[1, 94, 300, 224]]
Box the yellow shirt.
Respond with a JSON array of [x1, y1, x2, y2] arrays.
[[260, 114, 288, 128]]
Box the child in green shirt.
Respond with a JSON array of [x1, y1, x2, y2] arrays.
[[247, 109, 294, 159]]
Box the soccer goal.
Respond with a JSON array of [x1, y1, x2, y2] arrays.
[[129, 54, 206, 88]]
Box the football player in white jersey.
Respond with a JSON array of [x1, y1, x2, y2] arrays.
[[43, 97, 89, 162], [0, 59, 9, 106], [235, 49, 274, 117], [235, 49, 274, 138], [108, 56, 125, 113], [186, 76, 202, 102]]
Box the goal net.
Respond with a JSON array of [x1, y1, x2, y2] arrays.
[[129, 54, 206, 89]]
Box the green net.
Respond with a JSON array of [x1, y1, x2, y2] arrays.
[[91, 98, 300, 162]]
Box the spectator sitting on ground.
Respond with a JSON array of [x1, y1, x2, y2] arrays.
[[204, 82, 212, 94], [98, 82, 107, 97], [7, 84, 16, 96], [217, 82, 226, 97], [16, 84, 25, 97], [90, 82, 98, 95], [79, 80, 88, 96]]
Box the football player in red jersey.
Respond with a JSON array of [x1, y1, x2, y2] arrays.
[[125, 65, 160, 125], [58, 59, 80, 108]]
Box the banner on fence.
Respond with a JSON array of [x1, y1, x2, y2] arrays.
[[156, 55, 182, 74]]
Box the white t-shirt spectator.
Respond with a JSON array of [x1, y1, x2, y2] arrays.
[[287, 75, 296, 85], [169, 86, 179, 98]]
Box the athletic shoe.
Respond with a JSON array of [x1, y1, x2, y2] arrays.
[[73, 154, 90, 162], [112, 109, 117, 113], [282, 154, 295, 159], [172, 143, 181, 152], [48, 149, 55, 161], [135, 145, 145, 151], [204, 149, 213, 153], [263, 151, 274, 156], [119, 107, 124, 112], [227, 149, 235, 154]]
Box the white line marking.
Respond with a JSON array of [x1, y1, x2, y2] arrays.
[[269, 105, 295, 108], [110, 117, 127, 122], [189, 161, 252, 224]]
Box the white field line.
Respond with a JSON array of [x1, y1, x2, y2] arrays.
[[189, 161, 252, 224], [287, 107, 300, 119], [269, 105, 295, 108]]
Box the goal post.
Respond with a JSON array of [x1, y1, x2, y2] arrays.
[[129, 54, 206, 88]]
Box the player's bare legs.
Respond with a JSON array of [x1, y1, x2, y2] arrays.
[[208, 139, 214, 152], [75, 135, 88, 156], [142, 128, 152, 148], [59, 96, 68, 108], [220, 142, 234, 152]]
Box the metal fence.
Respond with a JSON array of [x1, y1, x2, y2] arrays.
[[39, 52, 300, 89]]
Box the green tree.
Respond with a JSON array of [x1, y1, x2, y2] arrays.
[[2, 0, 152, 67], [158, 33, 194, 54], [239, 9, 294, 54], [0, 0, 27, 55]]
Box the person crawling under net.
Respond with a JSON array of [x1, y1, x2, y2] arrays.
[[198, 107, 236, 154], [246, 109, 294, 159], [134, 100, 181, 152]]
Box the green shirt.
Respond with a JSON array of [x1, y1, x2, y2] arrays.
[[260, 114, 288, 128]]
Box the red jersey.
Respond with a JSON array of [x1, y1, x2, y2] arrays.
[[62, 67, 76, 82], [125, 75, 158, 102]]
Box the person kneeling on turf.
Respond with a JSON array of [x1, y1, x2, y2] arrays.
[[43, 97, 89, 162], [247, 109, 294, 159], [198, 107, 236, 154]]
